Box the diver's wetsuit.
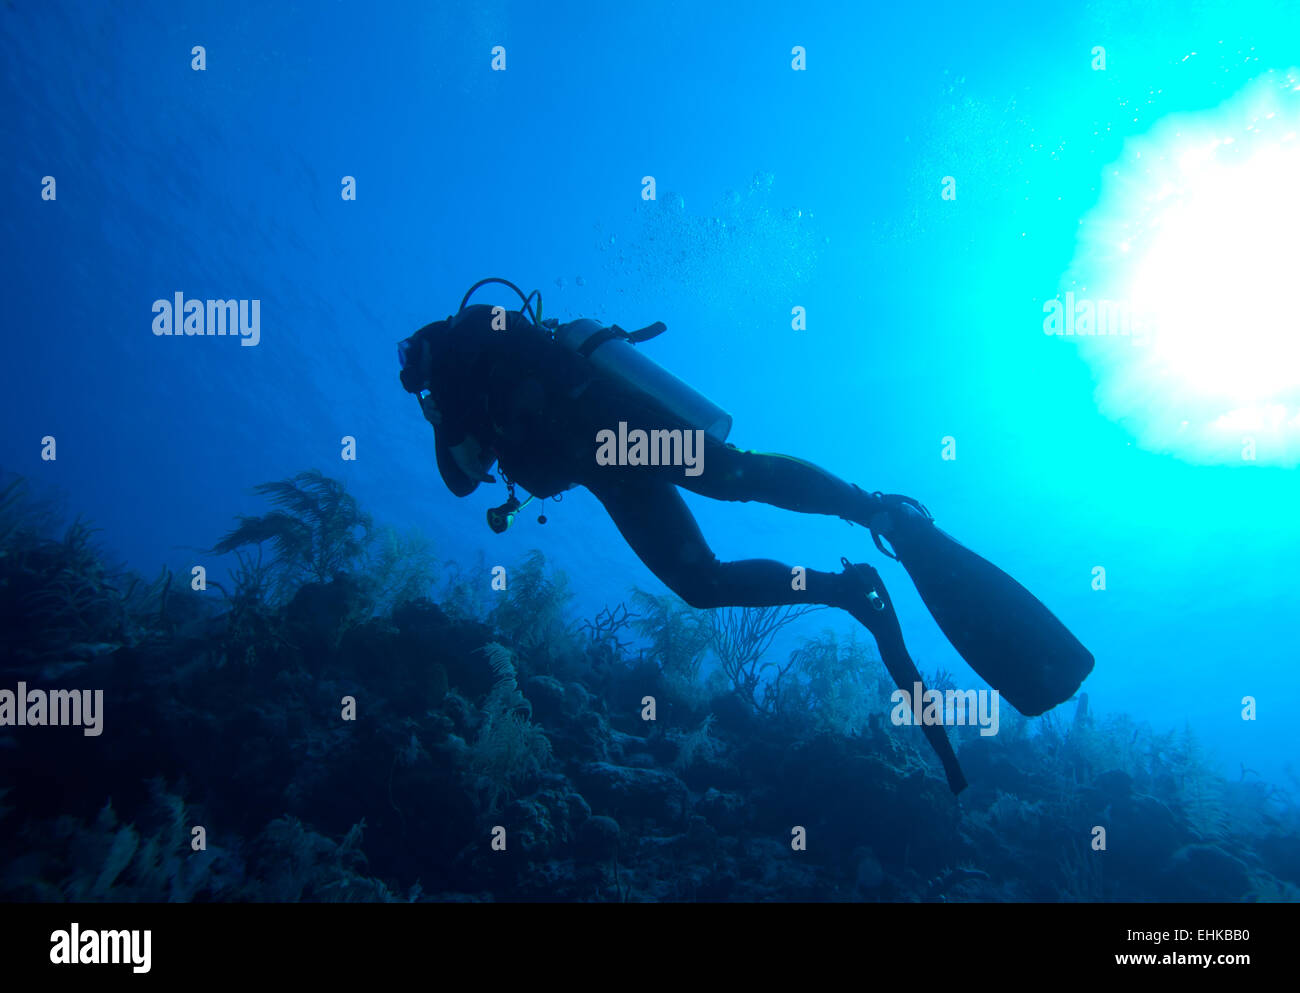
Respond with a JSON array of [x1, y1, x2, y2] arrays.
[[579, 445, 878, 610], [410, 300, 1097, 794], [428, 305, 878, 613]]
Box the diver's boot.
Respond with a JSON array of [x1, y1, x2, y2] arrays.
[[838, 559, 968, 795], [863, 493, 1094, 717]]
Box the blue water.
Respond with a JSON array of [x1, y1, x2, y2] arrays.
[[3, 1, 1297, 796]]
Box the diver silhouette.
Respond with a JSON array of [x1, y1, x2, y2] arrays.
[[399, 279, 1095, 793]]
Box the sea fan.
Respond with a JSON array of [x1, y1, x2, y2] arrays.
[[468, 644, 552, 810], [211, 470, 373, 590]]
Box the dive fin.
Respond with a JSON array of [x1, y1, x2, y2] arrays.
[[841, 560, 968, 795], [869, 496, 1094, 717]]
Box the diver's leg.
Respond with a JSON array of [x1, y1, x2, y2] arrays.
[[583, 468, 969, 794], [583, 470, 852, 609], [680, 441, 885, 526], [679, 441, 1094, 717]]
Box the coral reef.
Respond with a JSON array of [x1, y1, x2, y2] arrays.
[[0, 470, 1295, 902]]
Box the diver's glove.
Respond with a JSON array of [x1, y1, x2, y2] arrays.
[[419, 393, 442, 426], [450, 436, 497, 484]]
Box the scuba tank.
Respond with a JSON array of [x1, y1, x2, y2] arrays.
[[554, 318, 733, 442], [451, 277, 734, 442]]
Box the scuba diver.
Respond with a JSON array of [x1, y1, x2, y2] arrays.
[[398, 278, 1094, 794]]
